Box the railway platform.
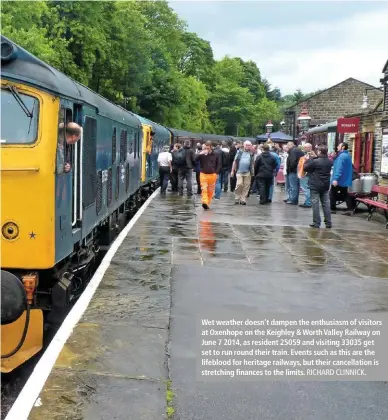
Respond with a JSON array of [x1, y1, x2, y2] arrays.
[[8, 188, 388, 420]]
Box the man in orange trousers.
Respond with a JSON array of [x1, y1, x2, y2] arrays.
[[195, 141, 221, 210]]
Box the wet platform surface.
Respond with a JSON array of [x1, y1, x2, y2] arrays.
[[28, 189, 388, 420]]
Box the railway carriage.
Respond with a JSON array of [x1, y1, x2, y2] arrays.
[[0, 36, 166, 372]]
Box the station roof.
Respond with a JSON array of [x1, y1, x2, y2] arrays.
[[306, 120, 337, 134]]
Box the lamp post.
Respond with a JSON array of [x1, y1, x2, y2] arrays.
[[284, 110, 296, 140], [297, 104, 311, 137], [266, 120, 274, 136], [360, 87, 384, 112]]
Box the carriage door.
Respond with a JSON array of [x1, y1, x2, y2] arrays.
[[73, 104, 83, 228]]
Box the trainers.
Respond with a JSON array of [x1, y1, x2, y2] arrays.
[[235, 199, 240, 204], [299, 204, 311, 208], [240, 201, 246, 205], [309, 224, 320, 228], [202, 203, 209, 210]]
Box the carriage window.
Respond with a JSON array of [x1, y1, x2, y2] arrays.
[[1, 88, 39, 145]]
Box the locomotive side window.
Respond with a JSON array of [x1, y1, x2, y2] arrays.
[[133, 128, 137, 158], [112, 127, 116, 164], [119, 129, 127, 163], [0, 87, 39, 145], [127, 128, 133, 160]]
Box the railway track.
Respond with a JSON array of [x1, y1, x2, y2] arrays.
[[1, 188, 156, 419]]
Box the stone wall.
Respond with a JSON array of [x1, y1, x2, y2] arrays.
[[287, 78, 383, 124]]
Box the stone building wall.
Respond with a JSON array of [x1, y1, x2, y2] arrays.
[[286, 78, 383, 125]]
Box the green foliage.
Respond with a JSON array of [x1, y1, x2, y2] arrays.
[[2, 0, 283, 135]]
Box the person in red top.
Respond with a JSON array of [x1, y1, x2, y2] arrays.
[[194, 141, 221, 210]]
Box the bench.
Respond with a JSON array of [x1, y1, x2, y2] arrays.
[[355, 185, 388, 229]]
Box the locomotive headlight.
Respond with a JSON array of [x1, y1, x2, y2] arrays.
[[2, 221, 19, 240]]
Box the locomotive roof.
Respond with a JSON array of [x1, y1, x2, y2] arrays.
[[135, 114, 171, 143], [1, 35, 140, 129]]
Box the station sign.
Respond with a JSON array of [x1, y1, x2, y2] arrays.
[[337, 117, 360, 134]]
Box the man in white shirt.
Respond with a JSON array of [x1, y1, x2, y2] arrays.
[[157, 145, 172, 196]]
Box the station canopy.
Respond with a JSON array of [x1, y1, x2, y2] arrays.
[[256, 131, 294, 143]]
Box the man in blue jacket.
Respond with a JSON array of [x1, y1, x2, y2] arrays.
[[330, 142, 353, 213]]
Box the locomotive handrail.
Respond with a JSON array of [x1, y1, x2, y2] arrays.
[[1, 167, 40, 172]]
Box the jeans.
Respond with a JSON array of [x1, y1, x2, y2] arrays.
[[311, 190, 332, 227], [195, 171, 201, 194], [170, 169, 178, 192], [288, 172, 300, 204], [268, 176, 276, 201], [299, 176, 311, 206], [285, 174, 290, 200], [257, 177, 273, 204], [215, 169, 229, 198], [178, 168, 193, 196], [159, 166, 170, 194]]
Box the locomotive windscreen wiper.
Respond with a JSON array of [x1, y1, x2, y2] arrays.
[[6, 85, 34, 118]]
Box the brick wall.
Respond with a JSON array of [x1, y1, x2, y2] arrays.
[[287, 78, 383, 124], [373, 122, 383, 175]]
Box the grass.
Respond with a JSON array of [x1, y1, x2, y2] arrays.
[[166, 380, 175, 418]]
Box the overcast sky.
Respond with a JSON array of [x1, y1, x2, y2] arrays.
[[170, 0, 388, 95]]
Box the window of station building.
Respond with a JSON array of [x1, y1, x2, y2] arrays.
[[1, 87, 39, 145]]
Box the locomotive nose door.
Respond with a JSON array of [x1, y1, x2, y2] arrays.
[[56, 102, 83, 246]]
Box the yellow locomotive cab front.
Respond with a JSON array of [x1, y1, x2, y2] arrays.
[[1, 81, 59, 372], [1, 81, 58, 269]]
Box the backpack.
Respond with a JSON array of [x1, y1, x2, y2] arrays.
[[174, 148, 186, 167]]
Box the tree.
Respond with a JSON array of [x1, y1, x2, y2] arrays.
[[1, 0, 282, 135], [179, 32, 215, 87]]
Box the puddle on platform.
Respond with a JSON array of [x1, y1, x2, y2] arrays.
[[350, 262, 388, 278]]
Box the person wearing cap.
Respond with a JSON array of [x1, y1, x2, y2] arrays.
[[231, 140, 255, 205], [157, 145, 173, 196]]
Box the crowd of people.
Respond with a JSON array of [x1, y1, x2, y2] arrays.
[[157, 138, 354, 228]]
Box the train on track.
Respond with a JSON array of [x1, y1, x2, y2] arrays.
[[0, 36, 254, 373]]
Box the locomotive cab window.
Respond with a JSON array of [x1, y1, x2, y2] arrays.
[[1, 87, 39, 145], [56, 107, 74, 174]]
